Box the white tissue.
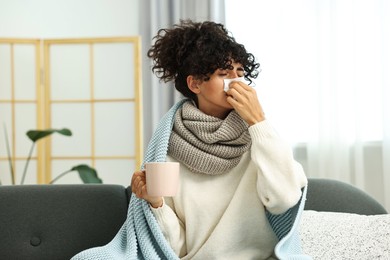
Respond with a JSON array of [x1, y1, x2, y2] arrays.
[[223, 77, 246, 92]]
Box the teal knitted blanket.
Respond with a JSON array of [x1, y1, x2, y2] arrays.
[[71, 99, 311, 260]]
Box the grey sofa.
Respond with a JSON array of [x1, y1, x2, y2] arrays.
[[0, 179, 387, 260]]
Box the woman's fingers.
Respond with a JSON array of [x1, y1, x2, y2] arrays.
[[131, 171, 147, 198], [226, 82, 265, 125], [130, 170, 163, 208]]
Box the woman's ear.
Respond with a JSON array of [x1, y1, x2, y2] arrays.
[[187, 75, 201, 94]]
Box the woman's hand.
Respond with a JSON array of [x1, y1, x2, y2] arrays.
[[226, 81, 265, 125], [131, 170, 163, 208]]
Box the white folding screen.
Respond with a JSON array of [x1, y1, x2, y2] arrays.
[[0, 39, 42, 185], [0, 37, 143, 186]]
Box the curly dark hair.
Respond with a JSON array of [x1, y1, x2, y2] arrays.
[[147, 20, 260, 101]]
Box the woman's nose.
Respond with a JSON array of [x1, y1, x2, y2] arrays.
[[228, 71, 239, 79]]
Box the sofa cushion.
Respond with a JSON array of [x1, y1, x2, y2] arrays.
[[0, 184, 129, 260]]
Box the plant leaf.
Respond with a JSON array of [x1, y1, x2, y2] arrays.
[[71, 164, 102, 184], [26, 128, 72, 142]]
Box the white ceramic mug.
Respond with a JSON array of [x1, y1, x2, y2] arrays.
[[145, 162, 180, 197]]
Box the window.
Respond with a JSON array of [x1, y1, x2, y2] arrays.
[[226, 0, 388, 143]]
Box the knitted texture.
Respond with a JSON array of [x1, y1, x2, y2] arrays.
[[71, 100, 186, 260], [269, 186, 311, 259], [168, 101, 251, 175], [71, 99, 310, 260]]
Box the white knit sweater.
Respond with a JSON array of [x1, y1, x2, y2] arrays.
[[151, 120, 307, 260]]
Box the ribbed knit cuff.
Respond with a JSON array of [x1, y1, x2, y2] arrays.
[[248, 120, 279, 140]]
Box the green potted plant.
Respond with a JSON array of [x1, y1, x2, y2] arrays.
[[1, 126, 102, 185]]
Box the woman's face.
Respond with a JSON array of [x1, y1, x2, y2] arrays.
[[193, 62, 245, 119]]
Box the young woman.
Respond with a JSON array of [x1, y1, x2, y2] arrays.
[[131, 20, 308, 259]]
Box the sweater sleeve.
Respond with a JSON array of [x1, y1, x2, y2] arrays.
[[249, 120, 308, 215], [150, 198, 186, 257]]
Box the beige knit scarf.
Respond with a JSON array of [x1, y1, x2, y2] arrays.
[[168, 101, 252, 175]]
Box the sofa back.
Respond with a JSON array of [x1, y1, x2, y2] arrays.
[[305, 178, 387, 215], [0, 184, 130, 260]]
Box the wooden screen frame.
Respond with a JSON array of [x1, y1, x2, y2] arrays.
[[0, 38, 44, 183], [43, 37, 143, 183]]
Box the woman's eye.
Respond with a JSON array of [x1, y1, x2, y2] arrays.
[[219, 73, 228, 77]]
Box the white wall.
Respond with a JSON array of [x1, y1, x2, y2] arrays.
[[0, 0, 139, 38]]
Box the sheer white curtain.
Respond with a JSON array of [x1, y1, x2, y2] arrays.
[[226, 0, 390, 211], [139, 0, 225, 148]]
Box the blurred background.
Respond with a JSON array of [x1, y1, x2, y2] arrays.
[[0, 0, 389, 211]]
